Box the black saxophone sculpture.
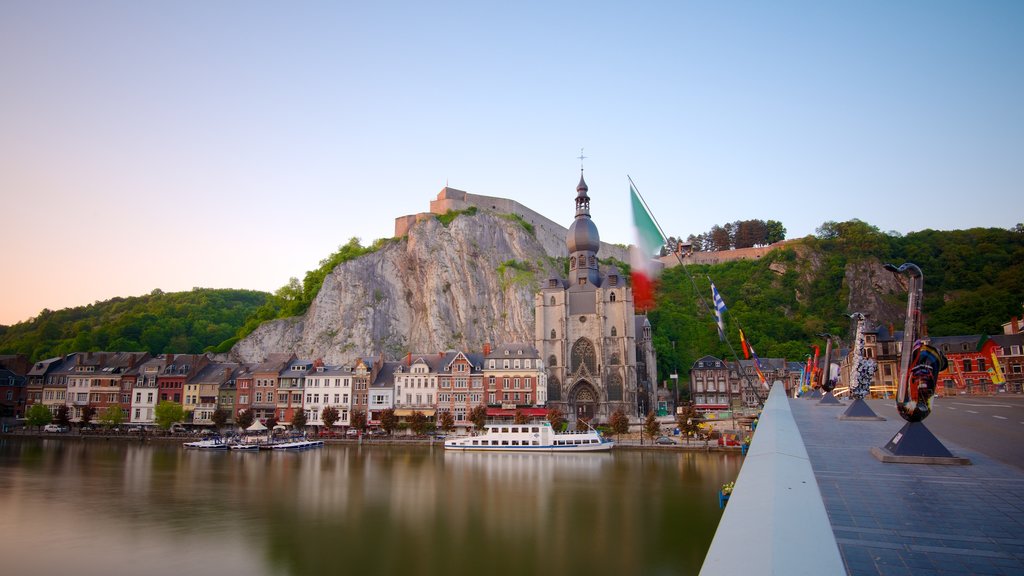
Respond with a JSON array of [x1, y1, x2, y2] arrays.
[[885, 263, 948, 423]]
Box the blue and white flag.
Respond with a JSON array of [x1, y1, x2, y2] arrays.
[[711, 281, 727, 341]]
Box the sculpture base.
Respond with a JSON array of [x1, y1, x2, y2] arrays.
[[839, 398, 885, 421], [816, 391, 844, 406], [871, 421, 970, 465], [805, 389, 823, 399]]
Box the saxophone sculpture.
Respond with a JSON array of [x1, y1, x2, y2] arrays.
[[849, 313, 877, 400], [885, 263, 948, 422]]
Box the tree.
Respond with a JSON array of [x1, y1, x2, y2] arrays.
[[379, 408, 397, 435], [609, 409, 630, 438], [350, 409, 367, 432], [439, 410, 455, 433], [321, 406, 340, 429], [265, 416, 278, 429], [677, 404, 701, 440], [98, 405, 125, 428], [410, 411, 429, 436], [236, 408, 255, 430], [211, 408, 229, 429], [468, 405, 487, 431], [80, 405, 96, 427], [765, 220, 786, 244], [514, 409, 528, 424], [154, 401, 185, 430], [291, 408, 308, 429], [25, 403, 52, 429], [710, 225, 731, 251], [55, 405, 70, 427], [644, 411, 660, 440], [546, 407, 565, 431]]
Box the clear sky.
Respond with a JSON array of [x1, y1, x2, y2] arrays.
[[2, 1, 1022, 325]]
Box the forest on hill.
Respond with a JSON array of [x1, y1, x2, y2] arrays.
[[0, 288, 272, 363], [648, 220, 1024, 382]]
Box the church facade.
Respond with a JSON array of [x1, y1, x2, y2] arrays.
[[535, 173, 658, 424]]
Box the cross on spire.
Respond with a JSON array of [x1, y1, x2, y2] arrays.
[[577, 147, 587, 172]]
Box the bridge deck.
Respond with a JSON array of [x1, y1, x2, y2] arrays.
[[791, 398, 1024, 576]]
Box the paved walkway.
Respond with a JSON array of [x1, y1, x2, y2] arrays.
[[790, 398, 1024, 576]]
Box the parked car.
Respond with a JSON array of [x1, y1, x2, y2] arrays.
[[43, 424, 66, 433], [346, 428, 360, 437], [655, 436, 677, 445]]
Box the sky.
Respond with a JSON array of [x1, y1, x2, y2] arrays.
[[2, 0, 1022, 326]]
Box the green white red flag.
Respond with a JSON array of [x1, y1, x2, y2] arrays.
[[629, 183, 664, 311]]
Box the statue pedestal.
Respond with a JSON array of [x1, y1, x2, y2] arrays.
[[838, 398, 885, 421], [816, 391, 843, 406], [871, 421, 970, 465]]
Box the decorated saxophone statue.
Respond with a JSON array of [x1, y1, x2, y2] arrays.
[[885, 263, 948, 422], [848, 312, 877, 400]]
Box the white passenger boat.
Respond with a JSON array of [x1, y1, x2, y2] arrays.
[[444, 421, 613, 452]]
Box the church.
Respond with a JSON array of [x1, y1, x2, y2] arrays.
[[535, 172, 658, 424]]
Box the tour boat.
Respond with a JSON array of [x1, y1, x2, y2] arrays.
[[443, 421, 613, 452]]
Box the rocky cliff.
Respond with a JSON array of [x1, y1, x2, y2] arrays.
[[231, 211, 563, 364]]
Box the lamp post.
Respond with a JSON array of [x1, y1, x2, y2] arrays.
[[671, 340, 679, 410]]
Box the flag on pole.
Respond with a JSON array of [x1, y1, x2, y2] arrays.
[[711, 282, 727, 341], [629, 183, 665, 311], [739, 329, 751, 359], [748, 342, 767, 384]]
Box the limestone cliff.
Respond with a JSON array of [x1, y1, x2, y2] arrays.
[[231, 212, 563, 364]]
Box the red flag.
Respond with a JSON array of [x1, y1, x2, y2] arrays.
[[739, 329, 751, 359]]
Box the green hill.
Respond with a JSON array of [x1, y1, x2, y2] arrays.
[[0, 288, 273, 362], [649, 221, 1024, 383]]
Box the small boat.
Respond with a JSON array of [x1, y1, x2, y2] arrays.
[[183, 437, 229, 450], [271, 438, 324, 450], [444, 421, 613, 452]]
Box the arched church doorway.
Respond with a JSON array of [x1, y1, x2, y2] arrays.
[[570, 382, 598, 422]]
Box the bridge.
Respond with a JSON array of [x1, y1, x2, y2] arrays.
[[700, 382, 1024, 575]]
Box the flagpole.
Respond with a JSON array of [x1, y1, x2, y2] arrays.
[[706, 274, 767, 406], [627, 176, 765, 407]]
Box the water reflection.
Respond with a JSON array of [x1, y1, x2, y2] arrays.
[[0, 439, 740, 576]]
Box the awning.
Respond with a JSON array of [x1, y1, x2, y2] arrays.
[[486, 408, 548, 417], [394, 409, 436, 417]]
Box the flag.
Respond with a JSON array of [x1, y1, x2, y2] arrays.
[[739, 329, 751, 359], [629, 183, 665, 311], [991, 352, 1006, 384], [711, 282, 727, 341], [748, 342, 767, 384]]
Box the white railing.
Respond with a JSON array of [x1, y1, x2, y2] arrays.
[[700, 381, 844, 576]]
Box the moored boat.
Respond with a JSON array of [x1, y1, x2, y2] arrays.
[[270, 438, 324, 450], [183, 437, 229, 450], [444, 421, 613, 452]]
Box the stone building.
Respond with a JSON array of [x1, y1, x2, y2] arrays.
[[535, 172, 657, 424]]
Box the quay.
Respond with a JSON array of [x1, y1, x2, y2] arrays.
[[701, 383, 1024, 575]]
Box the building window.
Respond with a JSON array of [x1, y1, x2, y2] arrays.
[[610, 326, 617, 337], [610, 293, 616, 302], [963, 359, 972, 372]]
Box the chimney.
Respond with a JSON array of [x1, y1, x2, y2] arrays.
[[483, 343, 491, 356], [1012, 317, 1019, 334], [406, 352, 412, 366], [224, 367, 232, 380]]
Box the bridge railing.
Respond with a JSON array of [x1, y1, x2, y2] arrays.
[[700, 381, 845, 576]]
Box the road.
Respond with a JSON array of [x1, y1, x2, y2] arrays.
[[866, 396, 1024, 470]]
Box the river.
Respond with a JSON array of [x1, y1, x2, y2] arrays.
[[0, 438, 740, 576]]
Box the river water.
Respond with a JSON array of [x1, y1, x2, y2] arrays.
[[0, 438, 740, 576]]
